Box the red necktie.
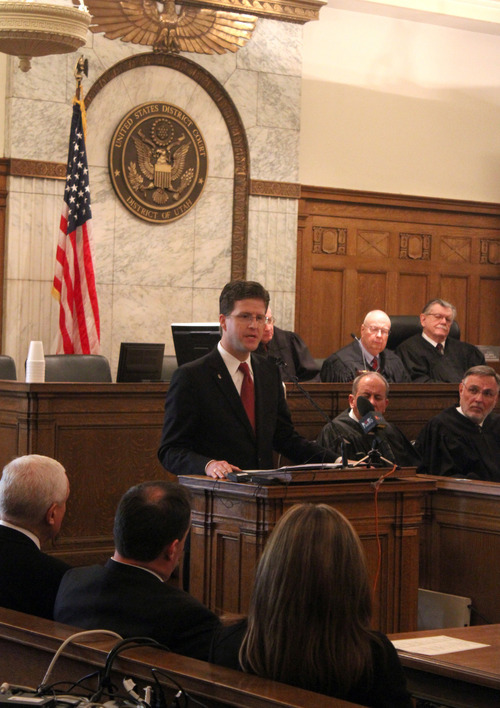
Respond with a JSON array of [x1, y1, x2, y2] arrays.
[[436, 343, 444, 355], [371, 356, 378, 371], [238, 362, 255, 430]]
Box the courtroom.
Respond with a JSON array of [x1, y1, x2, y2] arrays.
[[0, 1, 499, 708]]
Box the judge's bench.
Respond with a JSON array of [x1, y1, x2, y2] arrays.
[[0, 380, 499, 631]]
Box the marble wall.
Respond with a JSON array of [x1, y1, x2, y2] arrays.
[[3, 17, 302, 377]]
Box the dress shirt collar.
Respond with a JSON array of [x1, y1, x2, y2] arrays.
[[217, 341, 253, 377], [457, 406, 485, 427], [110, 557, 165, 583], [349, 408, 360, 422], [0, 519, 40, 548], [422, 332, 446, 348], [358, 340, 377, 368]]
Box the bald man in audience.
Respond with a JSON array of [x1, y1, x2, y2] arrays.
[[317, 372, 420, 467], [0, 454, 70, 619], [416, 365, 500, 480], [396, 298, 485, 382], [320, 310, 409, 383]]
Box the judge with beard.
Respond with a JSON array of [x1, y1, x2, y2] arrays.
[[415, 365, 500, 481]]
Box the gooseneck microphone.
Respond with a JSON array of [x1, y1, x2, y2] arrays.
[[351, 333, 369, 372], [274, 357, 348, 467]]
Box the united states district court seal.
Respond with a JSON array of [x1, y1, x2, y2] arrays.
[[109, 102, 208, 223]]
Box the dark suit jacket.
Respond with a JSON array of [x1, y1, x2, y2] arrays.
[[54, 559, 221, 661], [0, 524, 70, 619], [158, 348, 336, 475]]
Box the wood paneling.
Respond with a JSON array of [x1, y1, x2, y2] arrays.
[[297, 187, 500, 357], [419, 478, 500, 626], [181, 473, 435, 634]]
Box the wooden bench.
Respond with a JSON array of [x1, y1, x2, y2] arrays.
[[0, 607, 363, 708]]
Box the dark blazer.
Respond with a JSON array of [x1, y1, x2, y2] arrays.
[[158, 348, 336, 475], [0, 524, 70, 619], [54, 559, 221, 661]]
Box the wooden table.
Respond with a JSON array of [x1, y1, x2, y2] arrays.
[[390, 624, 500, 707], [180, 470, 435, 634]]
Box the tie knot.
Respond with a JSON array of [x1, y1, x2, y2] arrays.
[[239, 362, 251, 376], [436, 342, 444, 354]]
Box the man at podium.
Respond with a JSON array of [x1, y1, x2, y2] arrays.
[[158, 280, 337, 478]]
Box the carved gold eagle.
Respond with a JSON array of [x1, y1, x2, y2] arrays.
[[79, 0, 257, 54]]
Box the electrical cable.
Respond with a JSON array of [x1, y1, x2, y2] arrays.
[[38, 630, 123, 693]]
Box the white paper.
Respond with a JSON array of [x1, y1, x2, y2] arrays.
[[392, 635, 489, 656]]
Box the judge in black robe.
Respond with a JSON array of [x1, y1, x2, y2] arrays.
[[258, 326, 319, 382], [320, 339, 409, 383], [415, 406, 500, 481], [396, 334, 484, 383], [317, 407, 420, 468]]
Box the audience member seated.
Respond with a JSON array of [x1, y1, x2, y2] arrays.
[[396, 298, 484, 382], [210, 503, 412, 707], [0, 454, 70, 619], [320, 310, 409, 383], [54, 481, 220, 660], [257, 307, 319, 382], [316, 372, 420, 468], [415, 365, 500, 481]]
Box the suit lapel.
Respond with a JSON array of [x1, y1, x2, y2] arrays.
[[206, 349, 255, 435]]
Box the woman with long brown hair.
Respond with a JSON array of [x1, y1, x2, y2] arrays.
[[211, 503, 412, 707]]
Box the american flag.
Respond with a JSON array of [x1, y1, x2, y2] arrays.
[[52, 100, 100, 354]]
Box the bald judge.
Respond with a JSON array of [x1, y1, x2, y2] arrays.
[[320, 310, 409, 383]]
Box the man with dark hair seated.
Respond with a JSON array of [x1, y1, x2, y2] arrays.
[[0, 454, 70, 620], [415, 365, 500, 481], [54, 481, 220, 660], [396, 298, 484, 382]]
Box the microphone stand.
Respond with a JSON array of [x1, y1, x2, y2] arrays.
[[351, 434, 395, 468], [274, 357, 348, 467]]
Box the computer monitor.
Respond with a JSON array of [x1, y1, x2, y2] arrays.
[[116, 342, 165, 382], [171, 322, 220, 366]]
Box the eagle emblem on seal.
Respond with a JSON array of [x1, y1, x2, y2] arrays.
[[78, 0, 257, 54], [128, 119, 192, 204]]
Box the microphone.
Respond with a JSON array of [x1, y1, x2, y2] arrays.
[[275, 357, 349, 467], [356, 395, 387, 434], [351, 333, 369, 372]]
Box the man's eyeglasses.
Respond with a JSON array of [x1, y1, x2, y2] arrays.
[[463, 385, 498, 400], [365, 326, 390, 336], [227, 313, 269, 324], [425, 312, 453, 324]]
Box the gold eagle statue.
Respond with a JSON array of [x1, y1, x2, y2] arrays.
[[79, 0, 257, 54]]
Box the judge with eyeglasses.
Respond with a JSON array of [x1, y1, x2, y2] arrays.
[[158, 280, 337, 479], [415, 365, 500, 481], [396, 298, 485, 382], [320, 309, 410, 383]]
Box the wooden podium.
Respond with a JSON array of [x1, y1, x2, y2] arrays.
[[180, 470, 435, 634]]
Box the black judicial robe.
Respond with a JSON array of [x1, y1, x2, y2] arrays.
[[415, 406, 500, 481], [320, 340, 409, 383], [317, 408, 421, 468], [396, 334, 485, 383], [258, 326, 320, 382]]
